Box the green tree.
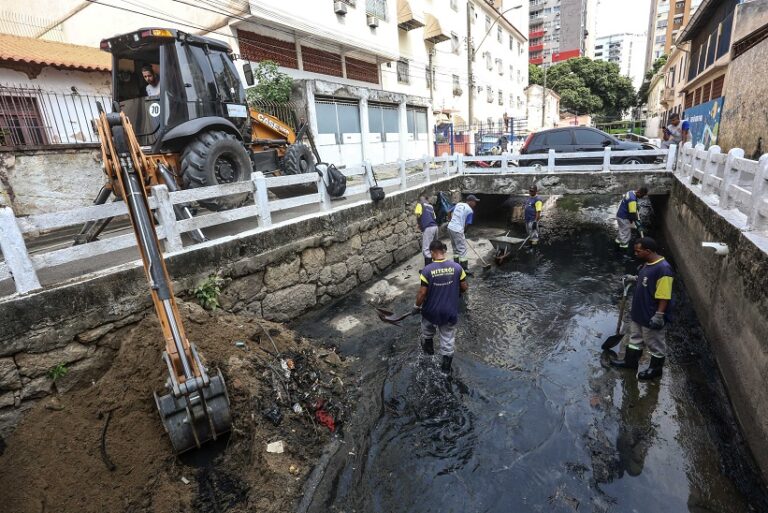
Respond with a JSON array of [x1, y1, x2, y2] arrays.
[[245, 60, 293, 104], [529, 57, 636, 118], [636, 55, 668, 107]]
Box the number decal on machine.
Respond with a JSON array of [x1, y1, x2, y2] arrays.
[[149, 103, 161, 117]]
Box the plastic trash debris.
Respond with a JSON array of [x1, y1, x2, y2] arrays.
[[262, 405, 283, 426], [289, 464, 300, 475], [234, 341, 246, 348], [267, 441, 285, 453], [280, 359, 291, 379], [292, 403, 303, 414], [286, 359, 295, 370], [181, 477, 190, 485]]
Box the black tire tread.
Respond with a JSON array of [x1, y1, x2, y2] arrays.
[[281, 143, 315, 175]]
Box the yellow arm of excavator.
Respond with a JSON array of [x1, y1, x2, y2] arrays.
[[250, 108, 296, 144]]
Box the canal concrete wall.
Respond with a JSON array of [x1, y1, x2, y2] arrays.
[[663, 176, 768, 479], [463, 170, 675, 195]]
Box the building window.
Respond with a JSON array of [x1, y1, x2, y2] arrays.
[[509, 35, 514, 50], [452, 74, 462, 96], [397, 59, 409, 84], [497, 26, 502, 43], [498, 89, 503, 106], [315, 97, 360, 144], [496, 58, 503, 75], [450, 0, 457, 10], [366, 0, 388, 20], [346, 56, 379, 84], [509, 64, 514, 79], [302, 46, 343, 77], [485, 52, 492, 70], [451, 32, 460, 54], [509, 93, 514, 107], [486, 85, 493, 103], [485, 15, 491, 32], [0, 94, 48, 147], [425, 65, 434, 90], [406, 106, 428, 139], [238, 30, 298, 68], [368, 102, 399, 138]]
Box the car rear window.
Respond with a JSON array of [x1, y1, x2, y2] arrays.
[[545, 130, 572, 146]]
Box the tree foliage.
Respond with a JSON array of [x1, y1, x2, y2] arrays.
[[528, 58, 636, 117], [636, 55, 668, 107], [245, 60, 293, 104]]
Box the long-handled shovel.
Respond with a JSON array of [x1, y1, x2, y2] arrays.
[[466, 240, 493, 271], [375, 307, 420, 326], [601, 279, 633, 350]]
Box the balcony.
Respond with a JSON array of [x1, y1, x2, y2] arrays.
[[661, 87, 675, 106], [529, 29, 545, 39], [530, 43, 544, 52]]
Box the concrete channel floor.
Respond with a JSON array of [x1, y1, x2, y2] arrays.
[[290, 196, 768, 513]]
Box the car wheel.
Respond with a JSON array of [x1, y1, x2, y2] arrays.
[[621, 157, 644, 165]]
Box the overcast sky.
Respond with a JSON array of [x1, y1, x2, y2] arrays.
[[595, 0, 653, 37]]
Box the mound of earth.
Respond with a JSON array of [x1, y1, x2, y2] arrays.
[[0, 301, 349, 513]]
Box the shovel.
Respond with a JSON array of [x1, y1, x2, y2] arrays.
[[601, 280, 633, 350], [375, 307, 420, 326], [466, 240, 493, 270]]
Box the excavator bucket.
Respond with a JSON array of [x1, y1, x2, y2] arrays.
[[154, 368, 232, 454]]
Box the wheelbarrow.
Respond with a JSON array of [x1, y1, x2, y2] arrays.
[[489, 233, 527, 264]]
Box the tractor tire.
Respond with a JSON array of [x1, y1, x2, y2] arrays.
[[181, 130, 252, 211], [281, 143, 315, 175]]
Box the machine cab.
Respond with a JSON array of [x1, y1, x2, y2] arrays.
[[100, 28, 249, 151]]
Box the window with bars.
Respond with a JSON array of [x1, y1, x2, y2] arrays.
[[496, 58, 503, 75], [315, 97, 361, 144], [366, 0, 387, 20], [368, 102, 399, 137], [452, 74, 462, 96], [486, 85, 493, 103], [397, 59, 410, 84], [498, 90, 503, 106], [0, 94, 48, 147], [485, 52, 492, 70], [451, 32, 460, 54], [485, 15, 491, 32], [509, 35, 514, 50], [497, 26, 502, 43]]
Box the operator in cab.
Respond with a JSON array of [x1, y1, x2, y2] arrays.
[[142, 65, 160, 97]]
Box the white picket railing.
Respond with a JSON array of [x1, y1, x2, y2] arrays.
[[676, 142, 768, 232], [0, 145, 679, 296]]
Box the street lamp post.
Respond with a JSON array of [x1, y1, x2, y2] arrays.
[[467, 2, 522, 128]]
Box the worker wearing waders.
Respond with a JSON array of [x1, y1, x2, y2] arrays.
[[524, 185, 543, 245], [611, 237, 674, 380], [414, 195, 439, 267], [415, 240, 468, 374], [447, 194, 479, 274], [615, 187, 648, 249]]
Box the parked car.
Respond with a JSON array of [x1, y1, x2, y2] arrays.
[[520, 126, 658, 165], [616, 132, 660, 147]]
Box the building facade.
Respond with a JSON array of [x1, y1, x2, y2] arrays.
[[529, 0, 597, 66], [593, 33, 647, 90], [525, 84, 560, 132], [644, 0, 703, 71]]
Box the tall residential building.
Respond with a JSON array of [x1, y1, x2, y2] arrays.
[[593, 33, 648, 89], [645, 0, 703, 70], [529, 0, 597, 66]]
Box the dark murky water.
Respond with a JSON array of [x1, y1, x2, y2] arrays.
[[292, 195, 768, 513]]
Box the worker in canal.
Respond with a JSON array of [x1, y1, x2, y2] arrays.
[[447, 194, 479, 275], [524, 185, 543, 246], [414, 195, 439, 267], [414, 240, 468, 374], [615, 186, 648, 249], [610, 237, 674, 380]]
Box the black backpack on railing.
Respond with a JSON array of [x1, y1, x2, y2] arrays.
[[318, 163, 346, 198]]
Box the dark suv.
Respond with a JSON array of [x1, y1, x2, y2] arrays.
[[520, 127, 656, 165]]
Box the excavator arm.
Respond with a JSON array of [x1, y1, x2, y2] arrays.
[[97, 111, 231, 453]]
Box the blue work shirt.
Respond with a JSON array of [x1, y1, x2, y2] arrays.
[[414, 201, 437, 231], [617, 191, 639, 221], [524, 195, 542, 222], [420, 259, 466, 325], [630, 257, 675, 327]]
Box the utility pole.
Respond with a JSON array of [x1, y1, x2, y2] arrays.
[[541, 64, 547, 128], [467, 1, 474, 128]]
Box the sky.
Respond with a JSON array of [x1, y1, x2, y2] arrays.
[[595, 0, 653, 37]]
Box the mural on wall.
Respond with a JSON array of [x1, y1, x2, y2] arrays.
[[684, 97, 724, 149]]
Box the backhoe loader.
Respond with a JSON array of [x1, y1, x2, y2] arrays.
[[96, 108, 231, 453], [75, 27, 319, 245]]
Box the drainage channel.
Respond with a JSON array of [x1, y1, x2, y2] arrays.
[[291, 194, 768, 513]]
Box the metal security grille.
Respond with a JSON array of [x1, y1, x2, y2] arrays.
[[366, 0, 387, 20], [0, 84, 111, 148]]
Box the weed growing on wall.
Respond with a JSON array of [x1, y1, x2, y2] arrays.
[[193, 274, 225, 310]]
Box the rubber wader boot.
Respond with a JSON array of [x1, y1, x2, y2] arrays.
[[638, 356, 665, 380], [424, 257, 432, 267], [441, 355, 453, 373], [610, 346, 643, 370], [460, 260, 473, 277], [422, 338, 434, 355]]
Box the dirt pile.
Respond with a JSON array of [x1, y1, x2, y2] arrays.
[[0, 301, 349, 513]]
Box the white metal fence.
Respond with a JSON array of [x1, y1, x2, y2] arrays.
[[0, 145, 679, 296], [677, 142, 768, 232]]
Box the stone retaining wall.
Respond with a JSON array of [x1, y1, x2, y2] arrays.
[[662, 177, 768, 479], [0, 181, 459, 436]]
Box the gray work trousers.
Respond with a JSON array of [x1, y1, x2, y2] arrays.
[[421, 317, 457, 356], [525, 220, 540, 244], [421, 225, 439, 258], [627, 320, 667, 358], [616, 218, 633, 246], [448, 228, 468, 262]]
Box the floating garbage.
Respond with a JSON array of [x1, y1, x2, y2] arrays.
[[262, 405, 283, 426], [266, 441, 285, 454]]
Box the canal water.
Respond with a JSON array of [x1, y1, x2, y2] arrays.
[[292, 195, 768, 513]]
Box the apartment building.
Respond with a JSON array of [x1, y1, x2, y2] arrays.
[[593, 33, 647, 89], [528, 0, 597, 66], [644, 0, 703, 71]]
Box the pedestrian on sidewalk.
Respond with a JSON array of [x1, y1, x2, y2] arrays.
[[524, 185, 542, 246], [414, 195, 439, 267], [661, 113, 690, 149], [610, 237, 674, 380], [414, 240, 468, 374], [447, 194, 479, 275], [615, 186, 648, 249]]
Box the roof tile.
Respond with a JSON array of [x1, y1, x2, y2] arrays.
[[0, 33, 110, 72]]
